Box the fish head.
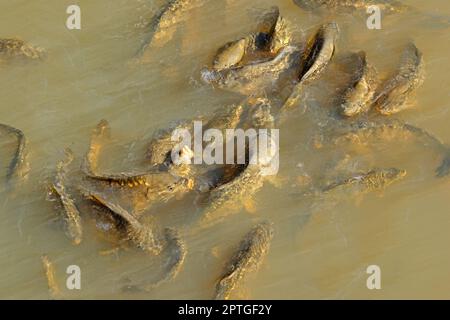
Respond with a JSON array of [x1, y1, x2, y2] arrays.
[[257, 6, 280, 35], [213, 38, 247, 71], [156, 173, 195, 202], [201, 68, 223, 84]]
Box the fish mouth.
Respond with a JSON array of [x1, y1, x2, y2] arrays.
[[201, 68, 222, 84]]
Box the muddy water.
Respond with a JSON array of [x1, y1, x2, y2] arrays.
[[0, 0, 449, 299]]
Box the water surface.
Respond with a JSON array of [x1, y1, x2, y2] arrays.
[[0, 0, 449, 299]]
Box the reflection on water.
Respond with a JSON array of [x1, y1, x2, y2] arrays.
[[0, 0, 449, 299]]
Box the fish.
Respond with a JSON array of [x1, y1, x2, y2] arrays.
[[83, 119, 110, 177], [329, 119, 450, 178], [146, 228, 187, 290], [137, 0, 207, 63], [292, 0, 408, 14], [340, 51, 377, 117], [204, 45, 301, 95], [212, 7, 290, 70], [0, 38, 45, 62], [214, 221, 274, 300], [282, 22, 339, 110], [51, 148, 83, 245], [200, 102, 276, 226], [41, 255, 61, 299], [0, 123, 28, 184], [81, 188, 163, 255], [322, 167, 406, 193], [373, 42, 425, 115]]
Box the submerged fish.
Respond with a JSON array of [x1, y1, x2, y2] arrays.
[[147, 228, 187, 290], [0, 38, 45, 63], [373, 42, 425, 115], [51, 148, 83, 245], [83, 119, 110, 177], [436, 150, 450, 178], [121, 227, 187, 293], [215, 221, 274, 300], [294, 0, 450, 31], [330, 119, 450, 178], [322, 167, 406, 193], [41, 255, 61, 299], [293, 0, 408, 14], [137, 0, 207, 63], [0, 123, 28, 184], [340, 51, 377, 117]]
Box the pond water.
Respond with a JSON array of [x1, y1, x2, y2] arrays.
[[0, 0, 449, 299]]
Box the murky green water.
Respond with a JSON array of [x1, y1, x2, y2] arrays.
[[0, 0, 449, 299]]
